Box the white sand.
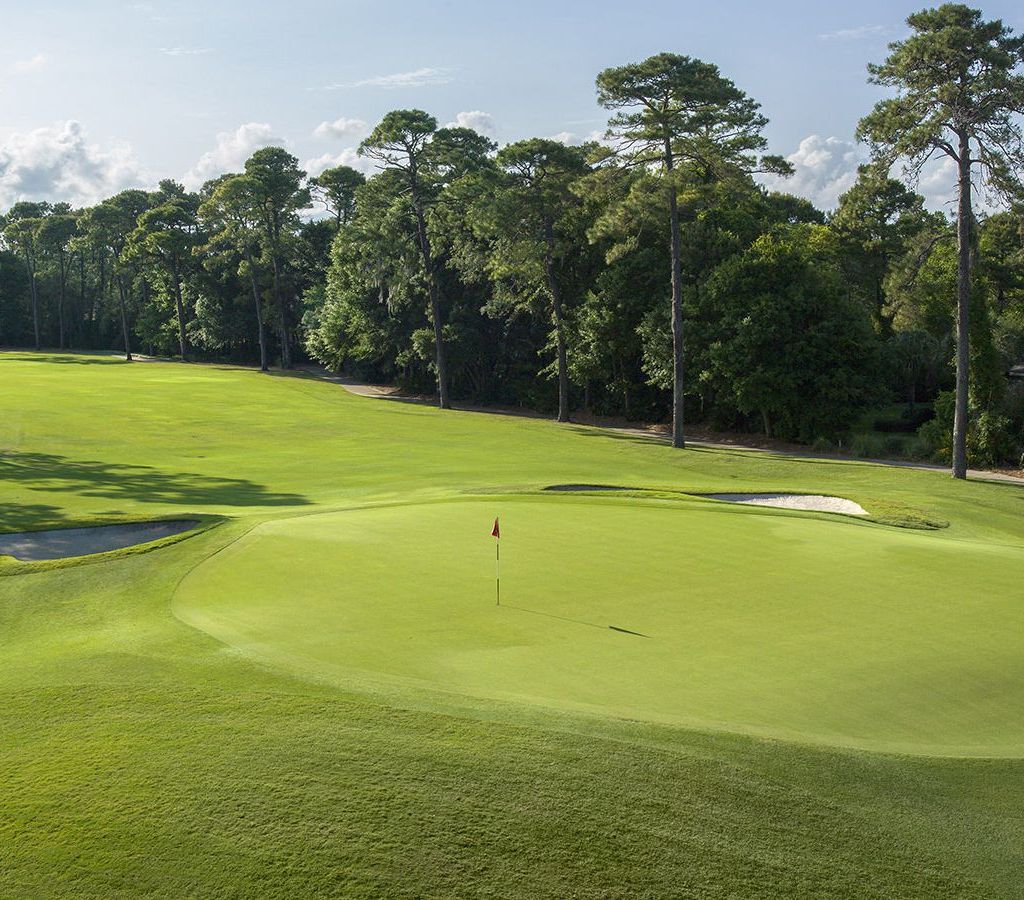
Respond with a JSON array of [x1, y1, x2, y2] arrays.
[[0, 520, 199, 562], [704, 494, 868, 516]]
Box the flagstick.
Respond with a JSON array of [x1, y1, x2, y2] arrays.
[[496, 537, 500, 606]]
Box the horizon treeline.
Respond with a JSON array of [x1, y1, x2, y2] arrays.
[[2, 4, 1023, 468]]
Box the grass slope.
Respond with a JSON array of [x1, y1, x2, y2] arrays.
[[2, 351, 1024, 896]]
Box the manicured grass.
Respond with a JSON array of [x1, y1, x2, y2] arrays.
[[2, 350, 1024, 896], [176, 496, 1024, 755]]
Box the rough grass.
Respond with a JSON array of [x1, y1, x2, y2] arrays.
[[2, 350, 1024, 897]]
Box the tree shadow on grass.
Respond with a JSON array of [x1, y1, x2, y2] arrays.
[[0, 451, 309, 510], [0, 351, 130, 366], [563, 425, 931, 471], [0, 502, 71, 534], [565, 426, 670, 447]]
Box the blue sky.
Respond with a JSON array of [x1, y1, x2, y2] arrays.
[[1, 0, 1022, 211]]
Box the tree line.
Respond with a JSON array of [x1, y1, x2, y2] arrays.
[[2, 4, 1023, 475]]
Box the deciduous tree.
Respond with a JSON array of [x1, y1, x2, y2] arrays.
[[2, 202, 49, 349], [199, 174, 272, 371], [244, 148, 309, 369], [310, 165, 365, 229], [459, 139, 592, 422], [359, 110, 495, 408], [126, 181, 202, 360]]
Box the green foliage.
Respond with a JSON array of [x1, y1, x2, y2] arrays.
[[919, 389, 1023, 466], [309, 164, 365, 227], [858, 4, 1024, 194], [699, 227, 882, 440], [830, 165, 938, 332], [0, 246, 31, 343], [596, 53, 790, 179], [886, 329, 947, 404], [354, 110, 497, 405], [451, 139, 596, 417]]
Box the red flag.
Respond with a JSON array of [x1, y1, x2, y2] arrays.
[[491, 517, 500, 538]]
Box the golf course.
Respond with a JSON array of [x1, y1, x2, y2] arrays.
[[2, 350, 1023, 897]]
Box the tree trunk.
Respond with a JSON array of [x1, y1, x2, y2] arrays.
[[426, 278, 450, 409], [665, 138, 685, 449], [245, 251, 269, 372], [171, 264, 188, 361], [58, 253, 67, 350], [269, 253, 291, 369], [117, 277, 133, 361], [90, 254, 101, 342], [78, 252, 86, 347], [413, 204, 450, 409], [543, 223, 570, 423], [951, 132, 972, 480], [25, 251, 40, 350], [875, 278, 893, 337]]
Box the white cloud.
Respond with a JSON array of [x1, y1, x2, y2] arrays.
[[761, 134, 979, 213], [127, 2, 173, 24], [450, 111, 496, 136], [159, 47, 212, 57], [323, 67, 454, 90], [818, 24, 887, 41], [183, 122, 284, 188], [0, 120, 148, 210], [549, 129, 605, 147], [916, 156, 959, 212], [304, 149, 374, 178], [12, 53, 47, 74], [896, 155, 1001, 214], [761, 134, 865, 210], [312, 117, 367, 141]]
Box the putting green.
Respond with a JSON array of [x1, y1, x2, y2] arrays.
[[175, 495, 1024, 755]]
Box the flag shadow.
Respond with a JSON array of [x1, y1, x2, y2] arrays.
[[499, 603, 649, 638]]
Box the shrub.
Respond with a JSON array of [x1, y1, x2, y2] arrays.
[[874, 404, 935, 433], [850, 433, 885, 458], [917, 390, 1024, 467], [881, 435, 907, 457], [903, 435, 936, 460], [971, 411, 1017, 467]]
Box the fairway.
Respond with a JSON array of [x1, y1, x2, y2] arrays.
[[4, 353, 1024, 897], [176, 496, 1024, 755]]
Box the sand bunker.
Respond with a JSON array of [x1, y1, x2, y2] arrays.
[[704, 494, 867, 516], [0, 520, 200, 562]]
